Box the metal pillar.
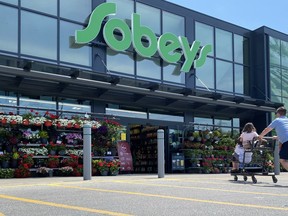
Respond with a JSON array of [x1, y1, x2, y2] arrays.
[[157, 129, 165, 178], [83, 124, 92, 180], [274, 140, 280, 175]]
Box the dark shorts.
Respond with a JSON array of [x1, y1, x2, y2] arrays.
[[279, 141, 288, 160]]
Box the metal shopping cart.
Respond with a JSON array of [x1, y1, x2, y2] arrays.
[[231, 137, 280, 184]]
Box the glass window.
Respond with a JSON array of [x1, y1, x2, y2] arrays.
[[149, 113, 184, 122], [60, 21, 92, 66], [58, 102, 91, 119], [21, 11, 57, 60], [0, 95, 17, 113], [216, 28, 232, 61], [0, 0, 17, 5], [196, 57, 214, 90], [21, 0, 57, 15], [214, 119, 231, 127], [270, 65, 281, 97], [163, 11, 184, 36], [107, 48, 134, 75], [281, 40, 288, 68], [269, 36, 281, 66], [136, 2, 160, 35], [194, 117, 213, 130], [19, 98, 56, 115], [60, 0, 91, 23], [136, 55, 161, 80], [216, 60, 233, 92], [233, 118, 240, 128], [106, 108, 147, 119], [234, 34, 249, 65], [163, 63, 185, 84], [195, 22, 214, 56], [234, 64, 244, 94], [0, 5, 17, 53], [107, 0, 134, 21], [282, 69, 288, 98]]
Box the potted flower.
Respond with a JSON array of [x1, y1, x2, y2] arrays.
[[38, 130, 49, 144], [58, 166, 73, 176], [72, 164, 83, 176], [57, 144, 66, 156], [11, 152, 20, 168], [21, 154, 34, 168], [93, 159, 109, 176], [36, 167, 52, 177], [14, 164, 31, 178], [46, 156, 60, 168], [43, 111, 58, 127], [0, 168, 15, 178], [46, 143, 58, 155], [108, 159, 120, 176]]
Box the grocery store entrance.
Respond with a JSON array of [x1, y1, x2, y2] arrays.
[[129, 124, 168, 173]]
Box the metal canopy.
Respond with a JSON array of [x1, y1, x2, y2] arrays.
[[0, 60, 281, 119]]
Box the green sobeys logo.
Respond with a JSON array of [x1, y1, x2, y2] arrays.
[[75, 2, 212, 73]]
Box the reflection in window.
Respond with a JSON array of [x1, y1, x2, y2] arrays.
[[282, 69, 288, 98], [163, 11, 184, 36], [216, 28, 232, 61], [60, 0, 91, 23], [19, 98, 56, 115], [0, 5, 17, 53], [194, 117, 213, 130], [107, 48, 134, 75], [149, 113, 184, 122], [21, 0, 57, 15], [234, 34, 249, 65], [106, 108, 147, 119], [58, 102, 91, 119], [21, 11, 57, 60], [234, 64, 244, 94], [0, 0, 17, 4], [195, 22, 214, 56], [163, 63, 185, 84], [0, 95, 17, 113], [269, 36, 280, 66], [281, 41, 288, 68], [196, 57, 214, 90], [270, 65, 281, 97], [136, 2, 160, 35], [214, 119, 231, 127], [216, 60, 233, 92], [233, 118, 240, 128], [137, 55, 161, 80], [60, 21, 92, 66], [107, 0, 134, 20]]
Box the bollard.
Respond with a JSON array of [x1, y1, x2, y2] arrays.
[[83, 124, 92, 180], [274, 140, 280, 175], [157, 129, 165, 178]]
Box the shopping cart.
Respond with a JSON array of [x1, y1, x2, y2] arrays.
[[231, 137, 280, 184]]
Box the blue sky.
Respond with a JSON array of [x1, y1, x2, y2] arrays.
[[166, 0, 288, 34]]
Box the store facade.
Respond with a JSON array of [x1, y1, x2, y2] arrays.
[[0, 0, 287, 173]]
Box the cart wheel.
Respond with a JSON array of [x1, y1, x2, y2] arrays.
[[234, 176, 238, 181], [243, 176, 248, 181], [272, 176, 278, 183], [252, 176, 257, 184]]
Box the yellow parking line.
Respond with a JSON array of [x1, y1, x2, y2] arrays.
[[0, 194, 133, 216], [50, 184, 288, 211], [0, 212, 5, 216], [110, 180, 288, 197]]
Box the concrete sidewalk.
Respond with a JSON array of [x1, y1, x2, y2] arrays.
[[1, 173, 288, 215]]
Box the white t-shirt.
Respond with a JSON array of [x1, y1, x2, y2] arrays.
[[240, 131, 258, 146]]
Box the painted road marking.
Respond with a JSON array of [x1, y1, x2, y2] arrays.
[[109, 180, 288, 197], [50, 184, 288, 211], [0, 212, 5, 216], [0, 194, 133, 216]]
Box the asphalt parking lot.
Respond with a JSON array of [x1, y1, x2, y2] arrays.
[[1, 173, 288, 216]]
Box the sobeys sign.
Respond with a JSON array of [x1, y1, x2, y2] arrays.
[[75, 3, 212, 73]]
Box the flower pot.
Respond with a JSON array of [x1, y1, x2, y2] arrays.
[[49, 150, 56, 156], [74, 124, 80, 129], [1, 118, 7, 124], [10, 159, 18, 168], [58, 150, 66, 156], [100, 170, 108, 176], [40, 138, 48, 144], [44, 121, 52, 127], [10, 120, 17, 125], [66, 123, 73, 128], [1, 161, 10, 168], [22, 119, 30, 126], [109, 170, 119, 176]]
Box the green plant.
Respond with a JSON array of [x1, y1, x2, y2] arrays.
[[38, 130, 49, 139], [0, 153, 11, 162], [213, 130, 221, 138], [14, 164, 31, 178], [107, 159, 120, 173], [93, 159, 109, 172], [0, 168, 15, 178], [12, 152, 20, 160], [192, 131, 200, 138]]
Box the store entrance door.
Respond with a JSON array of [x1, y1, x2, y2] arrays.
[[129, 124, 167, 173]]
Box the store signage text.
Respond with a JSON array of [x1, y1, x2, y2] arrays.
[[75, 3, 212, 73]]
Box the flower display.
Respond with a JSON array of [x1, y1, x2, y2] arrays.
[[18, 147, 48, 156], [65, 133, 82, 144], [107, 159, 121, 173], [59, 166, 73, 176], [14, 164, 31, 178], [21, 154, 34, 168], [93, 159, 109, 173], [61, 154, 79, 168], [46, 156, 60, 168], [36, 167, 51, 174], [66, 149, 83, 157]]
